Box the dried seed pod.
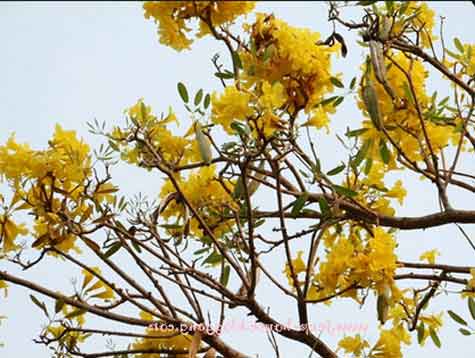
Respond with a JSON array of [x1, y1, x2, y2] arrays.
[[204, 348, 216, 358], [247, 161, 266, 197], [194, 122, 213, 165], [362, 79, 382, 130], [377, 285, 391, 324], [379, 16, 393, 41], [369, 40, 387, 85], [188, 330, 202, 358]]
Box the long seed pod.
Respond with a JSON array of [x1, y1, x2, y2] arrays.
[[188, 330, 202, 358], [247, 160, 266, 197], [204, 348, 216, 358], [377, 285, 391, 324], [362, 78, 383, 130], [194, 122, 213, 165], [369, 40, 387, 85], [379, 16, 392, 41]]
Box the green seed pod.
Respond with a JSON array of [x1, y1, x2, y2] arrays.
[[362, 79, 382, 130], [194, 121, 213, 165]]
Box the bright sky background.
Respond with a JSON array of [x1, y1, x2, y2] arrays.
[[1, 1, 475, 357]]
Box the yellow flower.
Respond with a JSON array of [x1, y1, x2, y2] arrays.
[[338, 334, 369, 357], [0, 216, 28, 252], [386, 180, 407, 205], [283, 251, 306, 286], [160, 166, 235, 238], [371, 324, 410, 358], [419, 249, 440, 265], [258, 81, 287, 110], [302, 106, 330, 131], [0, 280, 8, 297], [211, 86, 253, 133], [143, 1, 255, 51]]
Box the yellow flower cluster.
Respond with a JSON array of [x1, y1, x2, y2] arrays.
[[211, 86, 253, 134], [383, 2, 436, 48], [81, 267, 115, 300], [132, 311, 191, 358], [338, 334, 369, 357], [210, 14, 339, 138], [241, 13, 338, 122], [0, 215, 28, 252], [113, 99, 200, 167], [371, 324, 411, 358], [419, 249, 440, 264], [160, 165, 235, 238], [310, 227, 398, 301], [359, 52, 457, 165], [143, 1, 255, 51], [0, 125, 98, 253], [47, 324, 89, 351]]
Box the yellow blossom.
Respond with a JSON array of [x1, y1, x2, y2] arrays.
[[211, 86, 253, 133], [419, 249, 440, 265], [338, 334, 369, 357]]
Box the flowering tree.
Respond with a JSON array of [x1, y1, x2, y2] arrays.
[[1, 1, 475, 357]]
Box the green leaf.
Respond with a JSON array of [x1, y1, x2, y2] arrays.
[[104, 242, 122, 258], [65, 308, 87, 320], [460, 328, 472, 336], [177, 82, 189, 103], [349, 77, 357, 90], [230, 121, 250, 136], [357, 0, 377, 6], [159, 224, 183, 230], [220, 265, 231, 287], [448, 310, 467, 326], [353, 140, 371, 168], [30, 295, 49, 318], [429, 328, 441, 348], [55, 299, 65, 314], [204, 251, 222, 266], [326, 164, 346, 176], [333, 185, 357, 198], [399, 1, 410, 15], [364, 157, 373, 175], [214, 71, 234, 79], [417, 322, 425, 345], [314, 96, 339, 108], [291, 192, 309, 217], [204, 93, 211, 109], [379, 140, 390, 164], [446, 49, 463, 61], [402, 82, 415, 105], [346, 128, 368, 137], [194, 248, 209, 256], [454, 37, 465, 54], [194, 89, 203, 106], [330, 77, 344, 88], [318, 197, 331, 217], [468, 297, 475, 320], [333, 96, 345, 107], [131, 240, 142, 253], [232, 51, 243, 69], [385, 1, 394, 13]]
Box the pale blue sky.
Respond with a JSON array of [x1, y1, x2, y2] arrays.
[[1, 1, 475, 357]]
